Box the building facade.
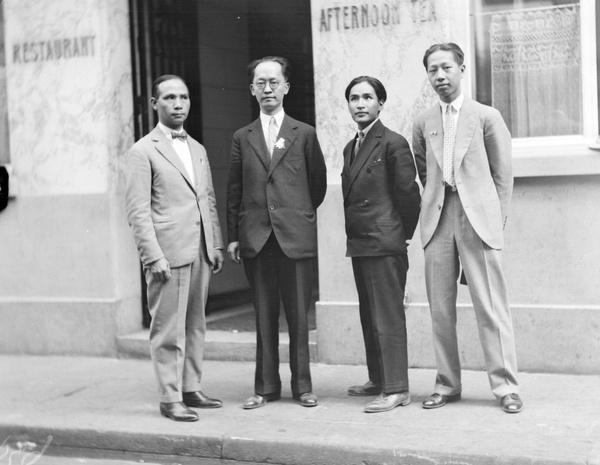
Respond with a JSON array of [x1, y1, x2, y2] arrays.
[[1, 0, 598, 373], [313, 0, 600, 375]]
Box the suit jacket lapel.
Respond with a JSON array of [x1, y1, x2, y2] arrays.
[[454, 98, 477, 172], [341, 140, 354, 199], [247, 119, 271, 171], [269, 115, 297, 175], [344, 120, 383, 200], [151, 126, 195, 189], [425, 106, 444, 171], [343, 138, 354, 172]]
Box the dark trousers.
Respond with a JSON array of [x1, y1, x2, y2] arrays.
[[352, 254, 409, 394], [243, 233, 313, 397]]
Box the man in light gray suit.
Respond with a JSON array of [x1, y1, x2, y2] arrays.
[[125, 75, 224, 422], [413, 43, 523, 414]]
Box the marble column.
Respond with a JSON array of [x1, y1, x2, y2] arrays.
[[0, 0, 141, 355]]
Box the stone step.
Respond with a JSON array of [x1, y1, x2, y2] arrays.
[[118, 302, 318, 362], [117, 328, 318, 363]]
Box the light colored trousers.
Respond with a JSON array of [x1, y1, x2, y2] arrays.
[[424, 190, 519, 399], [145, 247, 210, 403]]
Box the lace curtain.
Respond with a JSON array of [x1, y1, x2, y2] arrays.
[[490, 4, 582, 137]]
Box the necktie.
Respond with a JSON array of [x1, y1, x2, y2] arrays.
[[171, 131, 187, 140], [443, 104, 456, 187], [268, 117, 278, 156], [351, 131, 364, 165]]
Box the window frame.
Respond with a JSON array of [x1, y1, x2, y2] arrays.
[[468, 0, 600, 177]]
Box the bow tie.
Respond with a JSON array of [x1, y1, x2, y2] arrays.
[[171, 131, 187, 140]]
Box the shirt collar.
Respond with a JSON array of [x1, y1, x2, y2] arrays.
[[158, 121, 185, 139], [358, 117, 379, 138], [260, 109, 285, 127], [439, 93, 464, 113]]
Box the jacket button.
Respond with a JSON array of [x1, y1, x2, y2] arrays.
[[269, 204, 275, 210], [367, 168, 372, 173], [268, 177, 274, 184]]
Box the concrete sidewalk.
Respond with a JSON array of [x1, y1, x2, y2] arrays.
[[1, 355, 599, 465]]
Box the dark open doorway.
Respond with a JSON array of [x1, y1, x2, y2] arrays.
[[129, 0, 316, 327]]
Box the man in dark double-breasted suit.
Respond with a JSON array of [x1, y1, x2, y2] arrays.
[[342, 76, 421, 413], [227, 56, 327, 409]]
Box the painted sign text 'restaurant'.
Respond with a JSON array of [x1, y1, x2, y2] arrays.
[[13, 36, 96, 64]]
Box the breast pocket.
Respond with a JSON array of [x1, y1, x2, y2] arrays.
[[365, 158, 384, 176]]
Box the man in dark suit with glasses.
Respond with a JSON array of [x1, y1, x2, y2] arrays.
[[227, 56, 326, 410]]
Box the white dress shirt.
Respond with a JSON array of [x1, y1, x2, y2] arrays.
[[356, 117, 379, 140], [259, 109, 285, 152], [439, 93, 464, 127], [158, 122, 195, 186]]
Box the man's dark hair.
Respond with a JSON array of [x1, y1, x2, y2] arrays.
[[344, 76, 387, 103], [151, 74, 187, 99], [247, 56, 291, 83], [422, 43, 465, 69]]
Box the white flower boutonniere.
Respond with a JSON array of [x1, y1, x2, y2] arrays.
[[274, 138, 286, 150]]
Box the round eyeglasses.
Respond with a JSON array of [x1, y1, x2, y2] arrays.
[[253, 80, 282, 91]]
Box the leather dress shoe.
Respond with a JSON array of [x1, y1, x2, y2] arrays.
[[364, 391, 410, 413], [242, 393, 280, 410], [294, 392, 318, 407], [159, 402, 199, 422], [500, 393, 523, 413], [183, 390, 223, 409], [422, 392, 461, 409], [347, 380, 381, 397]]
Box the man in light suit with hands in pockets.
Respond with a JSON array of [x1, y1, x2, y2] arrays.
[[125, 74, 224, 422], [413, 43, 523, 414]]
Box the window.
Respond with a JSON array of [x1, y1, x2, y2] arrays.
[[471, 0, 596, 140]]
